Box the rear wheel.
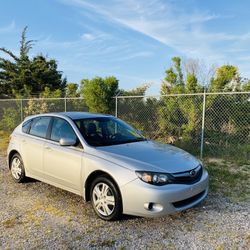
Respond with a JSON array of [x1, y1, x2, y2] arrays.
[[10, 153, 26, 183], [90, 176, 122, 221]]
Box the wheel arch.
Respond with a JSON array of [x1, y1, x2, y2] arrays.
[[8, 150, 20, 169], [84, 170, 122, 205]]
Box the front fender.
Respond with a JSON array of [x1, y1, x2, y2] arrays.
[[81, 152, 137, 197]]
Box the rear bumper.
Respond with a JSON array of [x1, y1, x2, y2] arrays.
[[121, 169, 209, 217]]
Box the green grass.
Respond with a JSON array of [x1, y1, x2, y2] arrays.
[[205, 161, 250, 202], [0, 130, 9, 156]]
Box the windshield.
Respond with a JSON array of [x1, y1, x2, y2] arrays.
[[74, 117, 146, 147]]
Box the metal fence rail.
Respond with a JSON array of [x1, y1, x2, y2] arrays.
[[115, 92, 250, 162], [0, 92, 249, 162]]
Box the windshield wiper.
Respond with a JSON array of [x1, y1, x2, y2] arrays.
[[119, 138, 147, 144], [94, 138, 147, 147]]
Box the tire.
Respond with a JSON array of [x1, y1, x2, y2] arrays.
[[90, 176, 122, 221], [10, 153, 26, 183]]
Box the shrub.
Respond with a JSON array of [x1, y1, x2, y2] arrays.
[[0, 108, 20, 132]]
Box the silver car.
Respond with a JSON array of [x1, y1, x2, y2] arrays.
[[7, 112, 208, 220]]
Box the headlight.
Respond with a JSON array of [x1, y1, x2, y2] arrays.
[[135, 171, 172, 186]]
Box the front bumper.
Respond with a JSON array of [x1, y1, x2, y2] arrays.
[[120, 169, 209, 217]]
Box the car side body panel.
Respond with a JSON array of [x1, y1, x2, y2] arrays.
[[43, 141, 83, 193], [20, 134, 45, 178], [81, 152, 137, 199]]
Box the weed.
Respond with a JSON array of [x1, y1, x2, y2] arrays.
[[205, 162, 250, 201], [100, 239, 116, 247], [2, 216, 20, 228]]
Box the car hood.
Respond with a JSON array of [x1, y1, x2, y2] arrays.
[[90, 140, 200, 173]]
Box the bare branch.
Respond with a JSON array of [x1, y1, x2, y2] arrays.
[[20, 26, 36, 57], [0, 47, 19, 61]]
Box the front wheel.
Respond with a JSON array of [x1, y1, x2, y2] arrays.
[[10, 153, 26, 183], [90, 176, 122, 221]]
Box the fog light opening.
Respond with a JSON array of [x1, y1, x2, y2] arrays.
[[144, 202, 163, 212], [148, 202, 153, 210]]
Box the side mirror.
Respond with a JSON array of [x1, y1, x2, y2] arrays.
[[59, 137, 76, 146]]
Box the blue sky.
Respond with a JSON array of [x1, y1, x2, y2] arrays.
[[1, 0, 250, 94]]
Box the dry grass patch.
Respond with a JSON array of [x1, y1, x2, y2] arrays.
[[0, 131, 9, 156], [205, 159, 250, 201]]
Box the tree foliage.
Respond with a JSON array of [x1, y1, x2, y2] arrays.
[[80, 76, 119, 114], [186, 73, 199, 93], [172, 56, 184, 86], [210, 65, 240, 91], [65, 83, 79, 97], [119, 84, 149, 96], [156, 57, 250, 157], [242, 80, 250, 91], [0, 27, 66, 98]]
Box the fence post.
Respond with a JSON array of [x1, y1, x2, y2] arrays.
[[115, 91, 121, 117], [64, 97, 67, 112], [115, 96, 118, 117], [20, 99, 23, 122], [200, 90, 206, 159]]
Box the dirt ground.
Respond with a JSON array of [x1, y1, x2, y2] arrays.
[[0, 155, 249, 250]]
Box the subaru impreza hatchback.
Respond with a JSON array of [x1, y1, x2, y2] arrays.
[[7, 112, 208, 220]]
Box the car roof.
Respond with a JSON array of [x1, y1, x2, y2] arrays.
[[59, 112, 113, 120], [23, 112, 114, 122]]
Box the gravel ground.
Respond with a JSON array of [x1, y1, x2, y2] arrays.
[[0, 155, 249, 250]]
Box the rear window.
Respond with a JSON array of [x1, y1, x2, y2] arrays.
[[29, 117, 51, 139]]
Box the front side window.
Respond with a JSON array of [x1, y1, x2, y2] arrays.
[[74, 117, 146, 147], [51, 118, 77, 142], [29, 117, 51, 138]]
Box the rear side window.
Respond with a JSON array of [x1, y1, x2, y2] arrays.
[[22, 119, 32, 133], [29, 117, 51, 138], [51, 118, 76, 142]]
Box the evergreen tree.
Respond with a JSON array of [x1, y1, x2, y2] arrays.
[[0, 27, 66, 97], [210, 65, 239, 91]]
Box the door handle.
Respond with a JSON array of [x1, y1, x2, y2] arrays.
[[22, 139, 26, 143], [45, 146, 52, 151]]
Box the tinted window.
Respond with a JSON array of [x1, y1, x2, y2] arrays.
[[22, 119, 32, 133], [51, 118, 77, 142], [29, 117, 51, 138], [74, 117, 146, 147]]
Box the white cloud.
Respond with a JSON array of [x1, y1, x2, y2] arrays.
[[0, 20, 15, 33], [81, 33, 96, 41], [59, 0, 250, 66]]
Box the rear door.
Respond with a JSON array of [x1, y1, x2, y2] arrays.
[[43, 117, 83, 193], [21, 116, 51, 178]]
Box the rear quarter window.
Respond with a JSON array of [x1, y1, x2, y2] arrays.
[[22, 119, 32, 133]]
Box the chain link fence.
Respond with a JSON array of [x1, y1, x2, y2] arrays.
[[0, 93, 249, 162], [116, 92, 250, 162], [0, 97, 88, 133]]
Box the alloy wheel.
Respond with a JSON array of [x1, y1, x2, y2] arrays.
[[11, 157, 22, 180], [92, 182, 115, 216]]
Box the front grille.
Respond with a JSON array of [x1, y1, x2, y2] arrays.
[[170, 165, 203, 184], [172, 190, 206, 208]]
